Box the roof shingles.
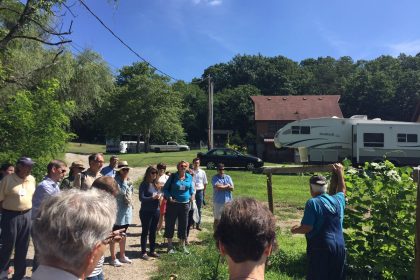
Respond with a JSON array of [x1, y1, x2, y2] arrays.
[[251, 95, 343, 121]]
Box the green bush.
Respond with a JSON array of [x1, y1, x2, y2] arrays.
[[0, 79, 74, 181], [344, 160, 416, 279]]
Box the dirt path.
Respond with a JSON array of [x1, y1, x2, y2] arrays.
[[21, 153, 206, 280], [64, 153, 147, 183]]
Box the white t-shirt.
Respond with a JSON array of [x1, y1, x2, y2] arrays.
[[192, 168, 208, 191], [157, 174, 169, 187]]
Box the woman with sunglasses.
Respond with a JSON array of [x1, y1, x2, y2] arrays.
[[163, 160, 195, 254], [139, 165, 162, 260], [110, 161, 133, 267]]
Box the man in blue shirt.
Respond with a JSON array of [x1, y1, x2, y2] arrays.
[[31, 159, 68, 271], [291, 163, 346, 280], [212, 163, 234, 230], [100, 155, 118, 177]]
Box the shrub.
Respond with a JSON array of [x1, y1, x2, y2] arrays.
[[0, 79, 74, 181], [344, 160, 416, 279]]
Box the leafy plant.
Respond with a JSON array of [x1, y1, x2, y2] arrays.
[[0, 79, 74, 180], [226, 143, 247, 154], [343, 160, 416, 279]]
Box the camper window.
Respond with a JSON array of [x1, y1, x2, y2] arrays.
[[363, 133, 384, 147], [291, 126, 310, 135], [397, 133, 418, 143], [301, 126, 310, 134], [292, 126, 300, 134]]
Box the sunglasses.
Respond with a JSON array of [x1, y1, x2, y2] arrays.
[[151, 171, 158, 174], [121, 168, 130, 172]]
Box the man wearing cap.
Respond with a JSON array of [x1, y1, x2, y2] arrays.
[[60, 161, 85, 190], [73, 153, 104, 190], [101, 155, 118, 177], [212, 163, 234, 230], [0, 157, 36, 280], [291, 163, 346, 280]]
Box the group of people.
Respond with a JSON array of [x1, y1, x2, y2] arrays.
[[0, 152, 347, 280], [138, 158, 234, 257]]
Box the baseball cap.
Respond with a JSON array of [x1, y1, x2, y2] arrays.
[[309, 175, 327, 186], [16, 157, 35, 166]]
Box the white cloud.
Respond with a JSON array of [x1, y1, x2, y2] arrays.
[[192, 0, 222, 6], [388, 39, 420, 56], [206, 33, 236, 53], [208, 0, 222, 6]]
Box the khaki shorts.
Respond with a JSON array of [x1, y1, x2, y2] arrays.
[[213, 202, 225, 220]]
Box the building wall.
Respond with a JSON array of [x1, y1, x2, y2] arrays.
[[256, 120, 294, 163]]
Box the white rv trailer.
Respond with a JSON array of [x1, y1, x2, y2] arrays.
[[274, 115, 420, 165]]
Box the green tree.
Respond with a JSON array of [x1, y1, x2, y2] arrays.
[[214, 84, 261, 145], [173, 81, 208, 145], [105, 62, 185, 151], [0, 79, 75, 180]]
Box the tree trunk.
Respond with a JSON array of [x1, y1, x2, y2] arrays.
[[136, 134, 141, 153], [145, 129, 151, 153]]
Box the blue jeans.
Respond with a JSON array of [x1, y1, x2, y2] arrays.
[[195, 190, 204, 225], [86, 272, 104, 280], [140, 209, 160, 254]]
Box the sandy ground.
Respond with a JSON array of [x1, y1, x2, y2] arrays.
[[16, 153, 205, 280]]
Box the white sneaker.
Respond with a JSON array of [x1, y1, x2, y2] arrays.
[[111, 259, 123, 267], [119, 256, 132, 264]]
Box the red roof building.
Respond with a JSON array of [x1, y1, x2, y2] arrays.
[[251, 95, 343, 162]]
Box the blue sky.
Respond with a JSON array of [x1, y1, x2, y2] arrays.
[[63, 0, 420, 81]]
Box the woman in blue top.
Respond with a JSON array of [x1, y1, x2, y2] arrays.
[[110, 161, 133, 267], [139, 166, 161, 260], [163, 160, 195, 254]]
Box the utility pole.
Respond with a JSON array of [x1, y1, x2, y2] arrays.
[[207, 75, 214, 150]]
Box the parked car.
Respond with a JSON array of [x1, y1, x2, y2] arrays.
[[197, 148, 264, 170], [150, 141, 190, 152]]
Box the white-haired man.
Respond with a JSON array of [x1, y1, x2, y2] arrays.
[[31, 189, 117, 280], [291, 163, 346, 280]]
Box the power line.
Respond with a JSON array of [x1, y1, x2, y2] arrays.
[[67, 41, 120, 72], [78, 0, 179, 82], [44, 20, 120, 73]]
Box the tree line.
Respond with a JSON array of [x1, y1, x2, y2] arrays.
[[0, 1, 420, 178]]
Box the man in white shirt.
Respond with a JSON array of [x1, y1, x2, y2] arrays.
[[192, 158, 207, 230]]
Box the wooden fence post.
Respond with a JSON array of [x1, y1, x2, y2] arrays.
[[267, 173, 274, 213]]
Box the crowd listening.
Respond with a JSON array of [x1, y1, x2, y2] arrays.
[[0, 153, 347, 280]]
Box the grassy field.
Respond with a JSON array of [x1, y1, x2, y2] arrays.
[[152, 170, 310, 280], [116, 150, 205, 167], [153, 223, 306, 280], [66, 142, 205, 166], [66, 142, 300, 168], [66, 142, 105, 154]]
